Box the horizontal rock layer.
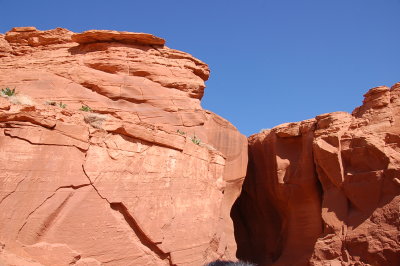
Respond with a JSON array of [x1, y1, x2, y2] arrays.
[[232, 85, 400, 265], [0, 27, 248, 266]]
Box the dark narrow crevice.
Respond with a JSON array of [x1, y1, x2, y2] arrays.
[[232, 130, 326, 266], [109, 202, 175, 265], [311, 153, 325, 234], [230, 148, 264, 266], [58, 184, 91, 190]]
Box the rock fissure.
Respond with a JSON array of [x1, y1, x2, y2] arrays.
[[3, 129, 87, 151], [16, 184, 91, 237], [0, 177, 25, 206], [109, 202, 174, 265], [81, 162, 109, 203]]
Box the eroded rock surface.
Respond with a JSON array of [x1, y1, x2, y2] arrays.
[[233, 85, 400, 266], [0, 27, 248, 266]]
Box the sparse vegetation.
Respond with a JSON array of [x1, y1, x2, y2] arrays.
[[46, 101, 67, 108], [1, 87, 33, 105], [1, 87, 16, 97], [84, 113, 106, 129], [80, 105, 92, 112], [177, 129, 186, 135], [176, 130, 201, 145], [191, 134, 201, 145]]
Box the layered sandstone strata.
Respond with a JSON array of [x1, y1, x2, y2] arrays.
[[0, 27, 248, 266], [233, 84, 400, 265]]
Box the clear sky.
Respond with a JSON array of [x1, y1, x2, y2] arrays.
[[1, 0, 399, 136]]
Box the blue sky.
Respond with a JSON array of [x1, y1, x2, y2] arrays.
[[1, 0, 399, 136]]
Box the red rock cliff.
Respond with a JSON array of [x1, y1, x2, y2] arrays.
[[0, 27, 248, 266], [232, 85, 400, 265]]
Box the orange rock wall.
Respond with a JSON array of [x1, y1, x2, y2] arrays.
[[0, 27, 248, 266], [233, 85, 400, 265]]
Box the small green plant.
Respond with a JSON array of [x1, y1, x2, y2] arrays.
[[58, 102, 67, 108], [177, 129, 186, 135], [191, 134, 201, 145], [1, 87, 16, 97], [80, 105, 92, 112]]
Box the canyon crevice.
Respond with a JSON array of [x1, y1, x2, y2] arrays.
[[233, 85, 400, 265]]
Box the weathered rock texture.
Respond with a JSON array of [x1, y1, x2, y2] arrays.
[[0, 27, 248, 266], [233, 84, 400, 265]]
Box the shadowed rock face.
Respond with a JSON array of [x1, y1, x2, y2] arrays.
[[0, 27, 248, 266], [232, 85, 400, 265]]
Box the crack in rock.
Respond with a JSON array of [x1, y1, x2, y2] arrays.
[[110, 202, 174, 265], [16, 184, 90, 236], [0, 177, 25, 206]]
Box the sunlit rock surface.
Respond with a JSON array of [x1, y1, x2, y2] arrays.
[[0, 27, 248, 266]]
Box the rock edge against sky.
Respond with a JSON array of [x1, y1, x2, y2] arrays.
[[0, 27, 399, 266]]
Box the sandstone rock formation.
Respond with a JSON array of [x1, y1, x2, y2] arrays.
[[233, 84, 400, 265], [1, 26, 398, 266], [0, 27, 248, 266]]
